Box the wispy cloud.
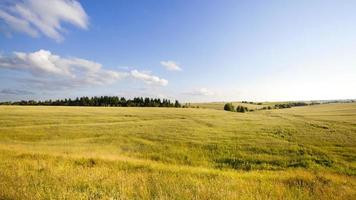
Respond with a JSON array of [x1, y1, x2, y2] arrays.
[[184, 88, 215, 96], [0, 88, 35, 95], [0, 0, 89, 42], [160, 60, 182, 71], [0, 49, 168, 90]]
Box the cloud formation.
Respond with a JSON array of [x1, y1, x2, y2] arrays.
[[160, 60, 182, 71], [185, 88, 215, 96], [0, 49, 168, 90], [0, 0, 89, 41], [0, 49, 124, 85], [130, 70, 168, 86]]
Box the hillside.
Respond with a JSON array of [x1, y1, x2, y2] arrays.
[[0, 104, 355, 199]]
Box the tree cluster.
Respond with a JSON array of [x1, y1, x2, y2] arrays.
[[223, 103, 235, 111], [260, 106, 272, 110], [236, 105, 249, 113], [224, 103, 249, 113], [0, 96, 182, 108]]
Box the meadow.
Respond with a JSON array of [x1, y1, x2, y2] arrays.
[[0, 103, 355, 199], [190, 101, 269, 110]]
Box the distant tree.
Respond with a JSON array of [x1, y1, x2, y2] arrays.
[[224, 103, 235, 112], [244, 106, 249, 112], [1, 96, 181, 108], [174, 100, 181, 108], [236, 105, 248, 113]]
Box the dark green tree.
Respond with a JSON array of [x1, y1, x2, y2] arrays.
[[224, 103, 235, 112]]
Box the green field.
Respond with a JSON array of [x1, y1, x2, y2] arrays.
[[0, 104, 355, 199]]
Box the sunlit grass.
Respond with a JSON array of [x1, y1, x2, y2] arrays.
[[0, 104, 355, 199]]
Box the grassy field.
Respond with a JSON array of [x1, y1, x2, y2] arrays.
[[191, 101, 277, 110], [0, 103, 355, 199]]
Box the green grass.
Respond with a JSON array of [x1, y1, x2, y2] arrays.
[[0, 104, 355, 199]]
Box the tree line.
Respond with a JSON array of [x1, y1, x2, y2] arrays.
[[241, 101, 263, 105], [0, 96, 182, 107], [273, 102, 308, 109], [224, 101, 312, 113]]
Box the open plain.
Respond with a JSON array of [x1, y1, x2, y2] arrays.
[[0, 103, 355, 199]]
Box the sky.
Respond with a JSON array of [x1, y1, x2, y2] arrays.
[[0, 0, 355, 102]]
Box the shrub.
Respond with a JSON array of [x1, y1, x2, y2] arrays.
[[224, 103, 235, 112]]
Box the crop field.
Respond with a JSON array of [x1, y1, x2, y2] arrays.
[[0, 103, 355, 199]]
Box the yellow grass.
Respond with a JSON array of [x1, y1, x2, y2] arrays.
[[0, 104, 355, 199]]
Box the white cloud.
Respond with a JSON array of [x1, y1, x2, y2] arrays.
[[0, 49, 168, 90], [12, 50, 73, 76], [0, 10, 38, 37], [185, 88, 215, 96], [0, 49, 112, 82], [0, 0, 88, 41], [160, 60, 182, 71], [130, 70, 168, 86]]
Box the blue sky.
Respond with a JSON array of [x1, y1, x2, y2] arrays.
[[0, 0, 355, 102]]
